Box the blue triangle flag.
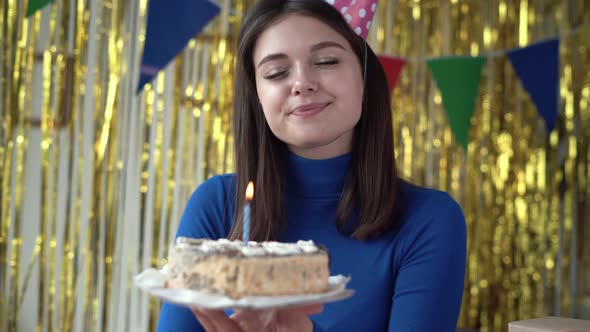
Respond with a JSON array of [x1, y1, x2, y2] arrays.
[[137, 0, 220, 93], [507, 38, 560, 132]]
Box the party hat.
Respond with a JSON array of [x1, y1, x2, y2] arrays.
[[325, 0, 379, 39]]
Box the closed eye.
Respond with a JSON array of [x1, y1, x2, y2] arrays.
[[316, 59, 338, 66], [263, 70, 288, 80]]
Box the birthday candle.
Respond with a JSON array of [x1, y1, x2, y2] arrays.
[[243, 181, 254, 245]]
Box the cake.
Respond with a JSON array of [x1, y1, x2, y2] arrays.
[[165, 237, 330, 298]]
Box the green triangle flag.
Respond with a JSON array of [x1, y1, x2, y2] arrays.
[[427, 56, 486, 150], [26, 0, 54, 17]]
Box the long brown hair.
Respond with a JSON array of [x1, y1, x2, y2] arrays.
[[228, 0, 402, 242]]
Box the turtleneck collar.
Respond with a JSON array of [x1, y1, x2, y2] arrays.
[[283, 151, 351, 198]]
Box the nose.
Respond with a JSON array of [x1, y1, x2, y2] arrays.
[[291, 67, 318, 96]]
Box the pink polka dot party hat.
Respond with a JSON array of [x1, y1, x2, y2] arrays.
[[325, 0, 379, 39]]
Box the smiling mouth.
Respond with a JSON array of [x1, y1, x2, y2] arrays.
[[290, 102, 331, 117]]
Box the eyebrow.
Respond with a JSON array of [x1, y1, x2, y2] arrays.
[[256, 41, 346, 68]]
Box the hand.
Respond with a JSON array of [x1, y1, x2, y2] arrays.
[[192, 304, 323, 332], [230, 304, 323, 332], [192, 308, 243, 332]]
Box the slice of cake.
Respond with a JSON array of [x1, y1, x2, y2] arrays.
[[165, 237, 330, 298]]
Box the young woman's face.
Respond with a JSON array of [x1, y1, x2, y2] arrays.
[[252, 14, 364, 159]]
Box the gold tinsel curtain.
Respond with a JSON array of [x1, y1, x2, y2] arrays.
[[0, 0, 588, 331]]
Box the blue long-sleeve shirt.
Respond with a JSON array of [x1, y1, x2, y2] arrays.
[[157, 152, 466, 332]]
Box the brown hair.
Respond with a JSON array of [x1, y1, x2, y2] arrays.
[[228, 0, 402, 241]]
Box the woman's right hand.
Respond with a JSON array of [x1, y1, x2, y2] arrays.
[[193, 308, 244, 332], [230, 304, 322, 332], [193, 308, 276, 332], [193, 304, 322, 332]]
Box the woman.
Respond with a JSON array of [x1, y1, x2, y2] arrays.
[[157, 0, 467, 331]]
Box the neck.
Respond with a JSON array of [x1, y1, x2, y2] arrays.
[[287, 132, 353, 160], [283, 151, 351, 198]]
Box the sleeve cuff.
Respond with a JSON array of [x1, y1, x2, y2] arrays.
[[312, 320, 326, 332]]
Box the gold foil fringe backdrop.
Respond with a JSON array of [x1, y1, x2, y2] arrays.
[[368, 0, 590, 330], [0, 0, 588, 332], [0, 0, 238, 330]]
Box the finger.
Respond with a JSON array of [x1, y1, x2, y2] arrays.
[[204, 309, 244, 332], [192, 309, 217, 332], [230, 309, 257, 320], [284, 304, 324, 316], [194, 309, 244, 332], [230, 309, 271, 332], [273, 305, 320, 332], [231, 309, 274, 322]]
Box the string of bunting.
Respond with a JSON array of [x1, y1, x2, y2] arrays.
[[25, 0, 579, 150], [376, 32, 581, 150], [135, 0, 573, 152]]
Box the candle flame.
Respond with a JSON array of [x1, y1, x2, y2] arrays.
[[245, 181, 254, 201]]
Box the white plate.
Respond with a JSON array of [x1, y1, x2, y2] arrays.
[[134, 268, 355, 310]]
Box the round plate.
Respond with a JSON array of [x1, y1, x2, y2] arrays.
[[134, 268, 355, 310]]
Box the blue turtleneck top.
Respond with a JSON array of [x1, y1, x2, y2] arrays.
[[157, 152, 466, 332]]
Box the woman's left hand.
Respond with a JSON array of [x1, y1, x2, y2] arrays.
[[229, 304, 323, 332]]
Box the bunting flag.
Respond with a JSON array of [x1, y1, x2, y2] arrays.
[[507, 38, 560, 132], [427, 56, 486, 150], [325, 0, 379, 39], [26, 0, 53, 16], [378, 55, 406, 94], [137, 0, 220, 93]]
